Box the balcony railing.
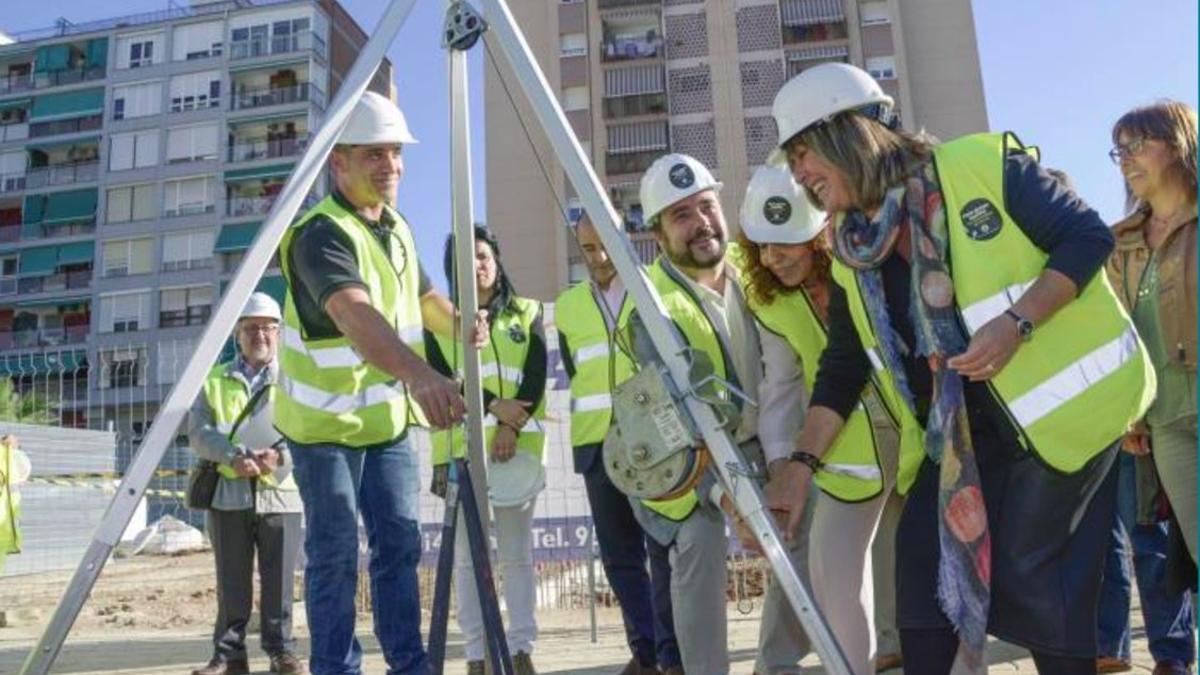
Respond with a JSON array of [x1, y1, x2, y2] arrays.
[[227, 133, 309, 162], [159, 306, 212, 328], [0, 171, 26, 194], [0, 72, 34, 95], [603, 92, 667, 119], [227, 195, 276, 217], [601, 37, 664, 62], [163, 203, 216, 218], [229, 30, 327, 61], [0, 276, 15, 295], [32, 66, 107, 90], [0, 123, 30, 143], [0, 225, 18, 243], [25, 161, 99, 188], [598, 0, 661, 8], [17, 269, 92, 294], [230, 82, 322, 111], [0, 325, 89, 349], [28, 115, 102, 140], [161, 258, 214, 272]]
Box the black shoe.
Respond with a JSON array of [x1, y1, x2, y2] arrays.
[[191, 657, 249, 675]]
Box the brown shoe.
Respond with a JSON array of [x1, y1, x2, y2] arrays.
[[270, 652, 308, 675], [875, 652, 903, 672], [191, 658, 249, 675], [1153, 661, 1194, 675], [1097, 656, 1133, 673], [617, 658, 659, 675], [512, 652, 537, 675]]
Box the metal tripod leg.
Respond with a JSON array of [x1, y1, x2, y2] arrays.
[[17, 2, 422, 673], [475, 1, 853, 672], [427, 460, 514, 675]]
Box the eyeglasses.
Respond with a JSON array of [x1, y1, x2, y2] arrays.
[[1108, 137, 1150, 164], [241, 324, 279, 335]]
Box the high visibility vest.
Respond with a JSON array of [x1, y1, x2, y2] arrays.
[[555, 281, 636, 447], [276, 196, 426, 447], [430, 297, 548, 464], [202, 363, 297, 491], [834, 132, 1154, 489], [626, 259, 742, 521], [742, 285, 896, 502], [1, 439, 21, 558]]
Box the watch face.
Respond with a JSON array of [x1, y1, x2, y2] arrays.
[[1018, 319, 1034, 339]]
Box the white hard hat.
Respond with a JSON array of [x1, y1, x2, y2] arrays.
[[768, 63, 894, 166], [339, 91, 418, 146], [240, 292, 282, 322], [739, 165, 828, 245], [639, 153, 723, 224]]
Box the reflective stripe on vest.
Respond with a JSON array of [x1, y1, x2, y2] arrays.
[[275, 196, 426, 447], [555, 281, 636, 447], [834, 132, 1154, 485], [430, 297, 548, 465], [741, 281, 886, 502], [202, 364, 297, 490]]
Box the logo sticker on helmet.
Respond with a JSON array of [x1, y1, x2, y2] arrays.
[[668, 163, 695, 189], [960, 198, 1003, 241], [763, 196, 792, 225]]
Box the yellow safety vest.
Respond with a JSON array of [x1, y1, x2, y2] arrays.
[[430, 296, 548, 464], [554, 281, 636, 447], [0, 438, 21, 560], [276, 196, 426, 447], [202, 363, 297, 490], [834, 132, 1154, 489]]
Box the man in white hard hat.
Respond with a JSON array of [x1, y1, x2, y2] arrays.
[[613, 152, 769, 674], [277, 91, 483, 675], [189, 292, 306, 675]]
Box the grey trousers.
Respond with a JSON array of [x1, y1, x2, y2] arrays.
[[754, 490, 815, 675], [669, 505, 730, 674], [207, 508, 303, 660]]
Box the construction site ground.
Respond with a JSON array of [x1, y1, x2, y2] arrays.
[[0, 550, 1161, 674]]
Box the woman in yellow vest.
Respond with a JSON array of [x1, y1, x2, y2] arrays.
[[736, 165, 905, 674], [0, 435, 29, 572], [765, 63, 1153, 675], [426, 225, 546, 675]]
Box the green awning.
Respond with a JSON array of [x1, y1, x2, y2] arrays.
[[30, 88, 105, 121], [256, 275, 288, 305], [224, 164, 294, 182], [0, 98, 30, 112], [86, 38, 108, 68], [21, 195, 46, 224], [56, 241, 95, 265], [16, 294, 90, 308], [43, 188, 97, 224], [35, 44, 71, 72], [0, 350, 86, 375], [18, 246, 57, 276], [213, 222, 261, 252], [25, 135, 101, 151]]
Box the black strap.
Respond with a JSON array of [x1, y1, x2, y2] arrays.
[[227, 382, 273, 443]]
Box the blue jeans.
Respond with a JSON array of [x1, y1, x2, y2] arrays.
[[1097, 453, 1195, 664], [292, 437, 427, 675]]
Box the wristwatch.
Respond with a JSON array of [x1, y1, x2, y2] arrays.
[[788, 450, 824, 473], [1004, 308, 1034, 342]]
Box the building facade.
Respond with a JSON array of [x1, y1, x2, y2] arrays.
[[485, 0, 989, 299], [0, 0, 390, 446]]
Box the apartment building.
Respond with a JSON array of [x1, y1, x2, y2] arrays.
[[0, 0, 391, 438], [485, 0, 989, 300]]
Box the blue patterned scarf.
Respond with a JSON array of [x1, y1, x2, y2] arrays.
[[833, 163, 992, 672]]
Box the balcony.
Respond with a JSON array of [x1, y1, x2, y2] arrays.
[[229, 30, 326, 61], [603, 92, 667, 119], [32, 66, 107, 90], [0, 224, 18, 243], [227, 133, 308, 162], [28, 115, 102, 140], [601, 35, 664, 62], [226, 195, 276, 218], [163, 203, 216, 218], [230, 82, 322, 111], [0, 123, 30, 143], [0, 325, 89, 349], [17, 269, 92, 294], [161, 257, 214, 273], [24, 161, 99, 189], [0, 72, 34, 96], [0, 172, 26, 195], [598, 0, 662, 8], [0, 276, 15, 295]]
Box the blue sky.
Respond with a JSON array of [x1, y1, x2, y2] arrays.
[[5, 1, 1198, 291]]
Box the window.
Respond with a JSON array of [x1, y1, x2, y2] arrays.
[[859, 1, 891, 25], [157, 338, 196, 384], [159, 285, 213, 327], [562, 85, 589, 111], [169, 71, 222, 112], [109, 130, 159, 171], [230, 24, 270, 58], [166, 124, 219, 163], [99, 291, 149, 333], [163, 176, 215, 216], [100, 346, 147, 388], [271, 18, 310, 53], [172, 22, 223, 61], [102, 238, 154, 277], [112, 81, 162, 120], [866, 55, 896, 80], [162, 229, 215, 272], [560, 33, 587, 57], [106, 183, 156, 223], [116, 33, 164, 69]]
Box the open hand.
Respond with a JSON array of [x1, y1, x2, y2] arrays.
[[947, 314, 1021, 381]]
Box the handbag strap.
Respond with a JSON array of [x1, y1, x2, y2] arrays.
[[227, 383, 273, 443]]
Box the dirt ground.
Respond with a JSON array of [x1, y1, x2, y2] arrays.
[[0, 550, 1164, 674]]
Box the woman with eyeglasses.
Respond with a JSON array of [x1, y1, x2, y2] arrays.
[[1105, 101, 1198, 564], [763, 63, 1155, 675], [425, 224, 546, 675]]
